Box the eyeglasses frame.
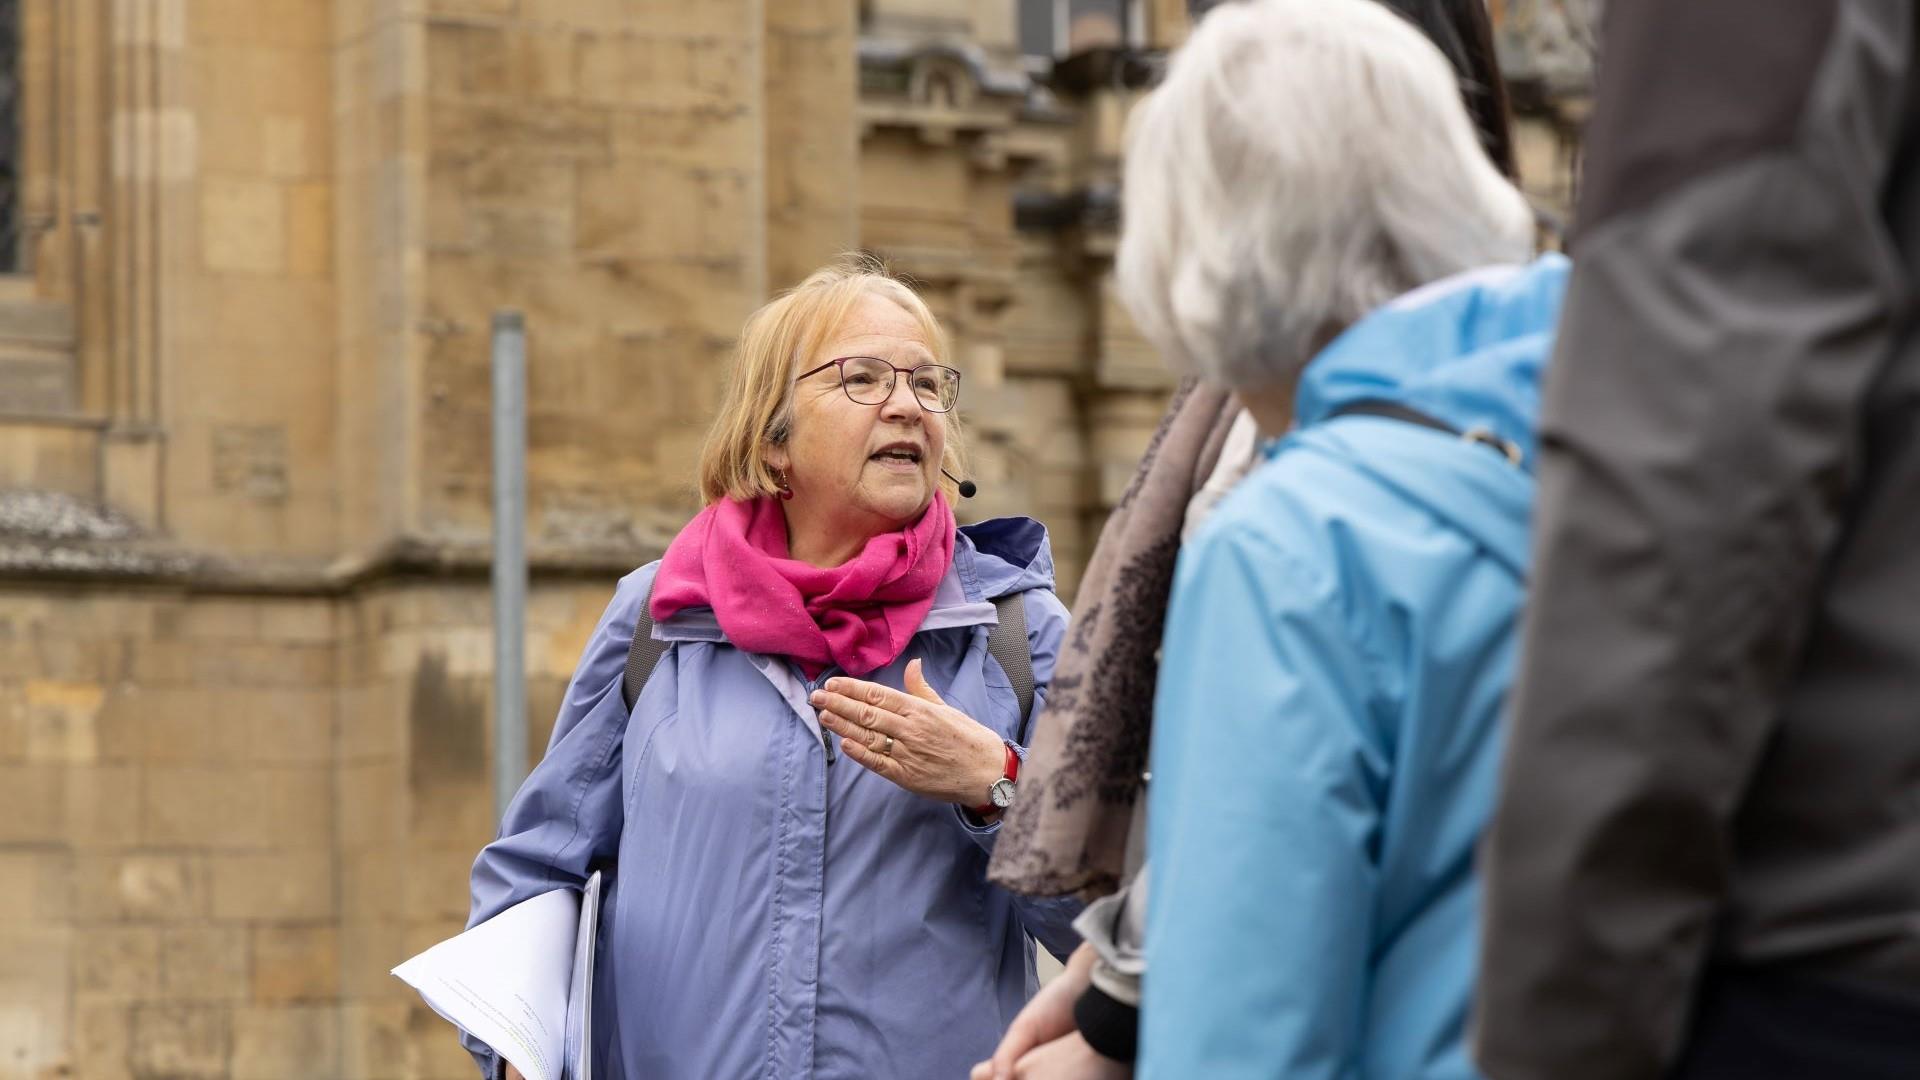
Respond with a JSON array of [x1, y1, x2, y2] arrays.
[[793, 356, 963, 414]]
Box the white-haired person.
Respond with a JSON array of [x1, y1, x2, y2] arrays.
[[461, 256, 1082, 1080], [985, 0, 1568, 1076]]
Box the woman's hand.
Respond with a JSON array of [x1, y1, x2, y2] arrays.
[[973, 943, 1095, 1079], [811, 658, 1009, 807], [973, 944, 1129, 1080], [987, 1034, 1132, 1080]]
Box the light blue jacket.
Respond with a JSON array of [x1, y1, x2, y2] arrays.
[[463, 518, 1083, 1079], [1142, 256, 1571, 1080]]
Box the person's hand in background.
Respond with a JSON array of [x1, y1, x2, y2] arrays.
[[972, 943, 1124, 1080]]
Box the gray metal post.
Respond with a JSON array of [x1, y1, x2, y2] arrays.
[[491, 310, 528, 821]]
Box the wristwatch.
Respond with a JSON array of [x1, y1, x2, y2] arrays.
[[971, 742, 1020, 817]]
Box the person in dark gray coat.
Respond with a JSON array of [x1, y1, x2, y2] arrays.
[[1476, 3, 1920, 1079]]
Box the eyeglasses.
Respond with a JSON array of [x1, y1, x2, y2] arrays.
[[795, 356, 962, 414]]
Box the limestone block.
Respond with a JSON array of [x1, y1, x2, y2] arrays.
[[0, 851, 72, 924], [190, 642, 337, 688], [339, 1000, 410, 1080], [338, 682, 407, 763], [427, 20, 579, 103], [338, 850, 406, 926], [160, 926, 251, 1001], [258, 601, 336, 645], [609, 102, 756, 169], [103, 430, 166, 532], [189, 0, 330, 50], [410, 1001, 488, 1080], [64, 765, 144, 849], [263, 115, 315, 179], [126, 686, 231, 763], [72, 927, 162, 1001], [231, 1004, 340, 1079], [0, 928, 71, 1078], [0, 764, 63, 844], [429, 101, 613, 162], [74, 854, 210, 924], [0, 685, 21, 762], [71, 1001, 133, 1080], [200, 177, 289, 274], [141, 765, 331, 850], [287, 181, 333, 276], [190, 274, 332, 351], [578, 31, 756, 109], [129, 636, 196, 686], [408, 781, 492, 857], [337, 762, 402, 854], [429, 0, 518, 17], [469, 205, 576, 257], [462, 155, 577, 207], [250, 925, 340, 1002], [210, 852, 335, 921], [197, 104, 266, 175], [24, 679, 104, 764], [130, 1003, 230, 1080], [401, 849, 479, 924]]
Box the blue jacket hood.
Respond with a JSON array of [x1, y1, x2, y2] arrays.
[[957, 516, 1057, 600], [1287, 254, 1570, 575], [1297, 254, 1570, 461]]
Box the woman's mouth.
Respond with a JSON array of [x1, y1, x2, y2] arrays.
[[869, 444, 924, 471]]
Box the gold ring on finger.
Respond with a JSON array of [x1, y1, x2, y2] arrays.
[[882, 735, 894, 755]]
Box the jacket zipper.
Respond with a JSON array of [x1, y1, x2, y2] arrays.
[[808, 667, 838, 767]]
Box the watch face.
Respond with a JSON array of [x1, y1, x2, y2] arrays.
[[989, 777, 1017, 809]]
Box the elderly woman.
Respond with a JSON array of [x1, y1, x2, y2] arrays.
[[1094, 0, 1558, 1077], [460, 259, 1081, 1080], [977, 2, 1526, 1077]]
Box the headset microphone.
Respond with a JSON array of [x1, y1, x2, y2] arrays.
[[941, 469, 978, 499]]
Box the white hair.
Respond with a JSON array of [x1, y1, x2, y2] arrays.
[[1116, 0, 1535, 390]]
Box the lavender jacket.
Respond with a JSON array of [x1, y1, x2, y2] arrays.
[[462, 517, 1083, 1079]]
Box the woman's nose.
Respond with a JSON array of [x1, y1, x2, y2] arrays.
[[877, 372, 924, 420]]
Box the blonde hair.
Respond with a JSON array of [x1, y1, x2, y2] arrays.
[[698, 254, 970, 505]]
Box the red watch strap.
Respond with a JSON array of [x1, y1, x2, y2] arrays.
[[971, 743, 1019, 817]]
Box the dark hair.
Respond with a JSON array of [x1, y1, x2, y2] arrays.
[[1189, 0, 1519, 179], [1363, 0, 1519, 178]]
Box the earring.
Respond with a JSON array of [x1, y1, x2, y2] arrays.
[[773, 469, 794, 501]]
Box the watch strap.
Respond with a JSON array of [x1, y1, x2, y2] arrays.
[[970, 742, 1019, 817]]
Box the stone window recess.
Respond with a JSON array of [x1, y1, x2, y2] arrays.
[[1019, 0, 1143, 62], [0, 0, 17, 274]]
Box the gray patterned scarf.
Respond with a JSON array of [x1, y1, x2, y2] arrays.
[[989, 380, 1243, 899]]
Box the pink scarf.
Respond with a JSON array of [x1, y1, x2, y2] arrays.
[[649, 494, 957, 678]]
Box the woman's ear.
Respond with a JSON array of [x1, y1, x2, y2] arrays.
[[764, 441, 790, 473]]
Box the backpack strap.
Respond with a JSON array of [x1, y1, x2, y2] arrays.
[[621, 582, 667, 712], [989, 593, 1036, 744], [1328, 399, 1523, 467]]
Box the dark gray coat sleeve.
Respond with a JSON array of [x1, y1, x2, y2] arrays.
[[1475, 3, 1918, 1078]]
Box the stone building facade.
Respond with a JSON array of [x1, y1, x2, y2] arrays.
[[0, 2, 1582, 1077]]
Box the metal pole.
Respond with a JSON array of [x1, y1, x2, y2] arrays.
[[491, 310, 528, 821]]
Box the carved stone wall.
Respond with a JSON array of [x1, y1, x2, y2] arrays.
[[0, 3, 857, 1077]]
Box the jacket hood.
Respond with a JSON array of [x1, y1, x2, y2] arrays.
[[1286, 254, 1571, 575], [956, 516, 1057, 601], [1297, 254, 1570, 458]]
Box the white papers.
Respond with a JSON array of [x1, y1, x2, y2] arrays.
[[565, 873, 601, 1080], [393, 872, 602, 1080]]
